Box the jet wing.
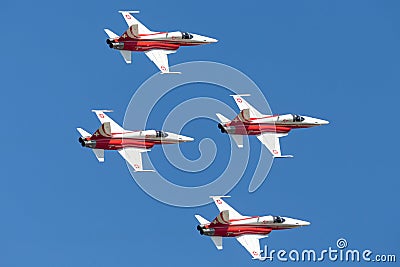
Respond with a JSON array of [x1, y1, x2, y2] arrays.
[[236, 235, 263, 260], [118, 148, 154, 172], [91, 110, 124, 133], [118, 11, 153, 34], [144, 50, 180, 74], [257, 133, 293, 158], [230, 94, 264, 118], [210, 196, 247, 220]]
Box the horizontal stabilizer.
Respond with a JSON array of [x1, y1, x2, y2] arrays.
[[104, 28, 119, 39], [195, 215, 210, 225], [274, 155, 293, 158], [215, 113, 230, 124], [211, 236, 223, 250], [231, 134, 243, 148], [77, 127, 91, 137], [92, 149, 104, 162], [119, 50, 132, 64]]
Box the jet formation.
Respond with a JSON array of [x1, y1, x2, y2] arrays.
[[76, 10, 330, 261]]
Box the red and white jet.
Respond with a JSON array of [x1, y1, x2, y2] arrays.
[[216, 95, 329, 157], [77, 110, 193, 171], [104, 11, 218, 73], [195, 196, 310, 260]]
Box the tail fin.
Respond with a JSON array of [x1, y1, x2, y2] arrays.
[[91, 122, 112, 139], [195, 215, 210, 225], [210, 210, 230, 226], [120, 24, 140, 40], [76, 128, 105, 162], [232, 109, 251, 122], [216, 113, 230, 124]]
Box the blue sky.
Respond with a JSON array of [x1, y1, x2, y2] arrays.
[[1, 0, 399, 266]]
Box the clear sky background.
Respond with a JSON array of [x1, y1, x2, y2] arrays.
[[0, 0, 399, 266]]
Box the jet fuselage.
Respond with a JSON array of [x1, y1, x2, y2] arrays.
[[197, 215, 310, 237], [79, 130, 193, 150], [219, 113, 329, 135], [107, 31, 217, 52]]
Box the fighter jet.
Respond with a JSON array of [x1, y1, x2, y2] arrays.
[[104, 11, 218, 73], [77, 110, 193, 171], [216, 95, 329, 157], [195, 196, 310, 260]]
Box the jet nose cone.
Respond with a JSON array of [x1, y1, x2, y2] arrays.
[[194, 34, 218, 43], [179, 135, 194, 142], [317, 119, 329, 125], [308, 117, 329, 125], [296, 220, 311, 226]]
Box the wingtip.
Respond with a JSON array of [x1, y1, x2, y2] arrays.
[[229, 94, 251, 97], [160, 71, 181, 74], [118, 10, 140, 13], [91, 109, 114, 113]]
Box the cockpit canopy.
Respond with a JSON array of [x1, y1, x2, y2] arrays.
[[292, 114, 305, 122], [273, 216, 285, 223], [155, 131, 168, 138], [181, 32, 194, 39]]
